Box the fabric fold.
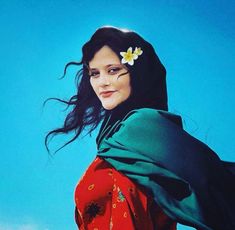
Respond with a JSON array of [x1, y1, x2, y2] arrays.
[[97, 108, 235, 230]]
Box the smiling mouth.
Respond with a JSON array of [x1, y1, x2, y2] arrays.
[[100, 91, 116, 98]]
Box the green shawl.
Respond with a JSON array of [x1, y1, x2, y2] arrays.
[[97, 108, 235, 230]]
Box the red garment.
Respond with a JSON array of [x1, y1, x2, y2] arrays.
[[74, 157, 177, 230]]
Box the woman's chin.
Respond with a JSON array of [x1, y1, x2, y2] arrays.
[[102, 103, 117, 110], [101, 100, 120, 110]]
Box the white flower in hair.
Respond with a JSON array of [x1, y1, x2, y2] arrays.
[[134, 47, 143, 56], [120, 47, 139, 66]]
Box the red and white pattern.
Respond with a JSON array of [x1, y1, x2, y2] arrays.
[[75, 157, 177, 230]]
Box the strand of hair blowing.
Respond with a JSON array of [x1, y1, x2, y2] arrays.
[[44, 61, 105, 154]]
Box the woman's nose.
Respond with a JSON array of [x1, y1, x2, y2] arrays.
[[99, 74, 111, 86]]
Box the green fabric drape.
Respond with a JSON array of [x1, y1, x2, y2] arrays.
[[97, 108, 235, 230]]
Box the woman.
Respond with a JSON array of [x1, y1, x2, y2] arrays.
[[45, 26, 235, 230]]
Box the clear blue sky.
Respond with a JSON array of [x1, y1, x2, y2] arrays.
[[0, 0, 235, 229]]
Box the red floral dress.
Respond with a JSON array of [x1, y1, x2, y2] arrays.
[[74, 157, 177, 230]]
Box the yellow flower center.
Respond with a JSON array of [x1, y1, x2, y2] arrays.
[[124, 50, 134, 61]]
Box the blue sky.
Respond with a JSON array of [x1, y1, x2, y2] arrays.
[[0, 0, 235, 229]]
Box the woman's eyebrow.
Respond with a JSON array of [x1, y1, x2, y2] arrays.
[[89, 64, 121, 71]]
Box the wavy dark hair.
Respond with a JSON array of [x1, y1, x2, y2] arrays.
[[45, 26, 168, 153]]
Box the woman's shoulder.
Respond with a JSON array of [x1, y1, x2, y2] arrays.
[[120, 108, 183, 129]]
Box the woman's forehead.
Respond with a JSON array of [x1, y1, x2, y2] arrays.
[[89, 46, 121, 69]]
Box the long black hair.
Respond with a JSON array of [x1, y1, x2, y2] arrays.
[[45, 26, 168, 153]]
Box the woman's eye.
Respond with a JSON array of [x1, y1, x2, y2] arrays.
[[89, 72, 99, 78], [108, 67, 121, 74]]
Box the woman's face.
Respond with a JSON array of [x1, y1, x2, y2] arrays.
[[89, 45, 132, 110]]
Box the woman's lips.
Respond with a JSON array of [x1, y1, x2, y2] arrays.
[[100, 91, 116, 98]]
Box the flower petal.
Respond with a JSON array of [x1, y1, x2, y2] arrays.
[[128, 59, 134, 65], [133, 54, 138, 60], [127, 47, 133, 53], [121, 58, 127, 64], [120, 52, 126, 57]]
